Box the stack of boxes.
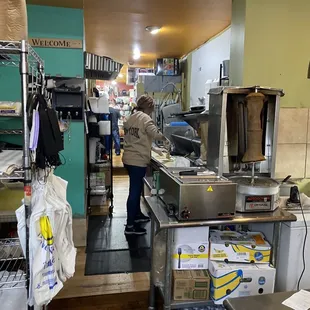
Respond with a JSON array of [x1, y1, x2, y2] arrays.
[[208, 230, 276, 304], [172, 227, 211, 302], [171, 229, 276, 305]]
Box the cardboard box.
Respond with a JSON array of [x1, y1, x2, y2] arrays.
[[209, 230, 271, 263], [172, 227, 209, 270], [209, 261, 275, 304], [173, 270, 210, 301]]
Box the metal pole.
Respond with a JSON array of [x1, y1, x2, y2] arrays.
[[20, 40, 33, 310], [109, 112, 114, 215], [164, 229, 173, 310], [148, 216, 156, 310], [271, 222, 282, 268]]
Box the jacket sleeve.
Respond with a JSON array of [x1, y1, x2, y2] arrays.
[[145, 117, 165, 140]]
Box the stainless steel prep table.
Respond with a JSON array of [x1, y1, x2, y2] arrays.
[[223, 291, 303, 310], [144, 196, 297, 310]]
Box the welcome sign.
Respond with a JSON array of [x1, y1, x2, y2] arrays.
[[29, 38, 83, 49]]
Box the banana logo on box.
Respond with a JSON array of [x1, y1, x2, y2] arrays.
[[40, 215, 54, 246], [211, 269, 243, 301], [231, 244, 270, 262]]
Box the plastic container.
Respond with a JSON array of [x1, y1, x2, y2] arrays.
[[98, 120, 111, 135], [98, 93, 109, 113], [89, 138, 100, 164], [90, 194, 107, 206], [88, 97, 99, 113], [88, 115, 97, 123]]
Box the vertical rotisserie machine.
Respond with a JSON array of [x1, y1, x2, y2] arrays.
[[207, 86, 284, 212]]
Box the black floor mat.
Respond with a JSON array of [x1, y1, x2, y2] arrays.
[[85, 248, 151, 275], [86, 216, 151, 252]]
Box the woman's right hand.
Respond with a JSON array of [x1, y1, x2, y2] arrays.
[[152, 147, 167, 156]]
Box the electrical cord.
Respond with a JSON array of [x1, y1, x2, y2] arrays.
[[296, 190, 308, 291]]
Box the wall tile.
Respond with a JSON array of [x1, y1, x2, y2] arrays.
[[306, 144, 310, 178], [277, 108, 308, 144], [275, 144, 306, 178]]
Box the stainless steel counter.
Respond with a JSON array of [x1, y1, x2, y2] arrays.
[[223, 291, 300, 310], [145, 195, 296, 310], [145, 196, 297, 230]]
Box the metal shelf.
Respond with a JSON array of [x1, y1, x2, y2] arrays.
[[0, 40, 44, 69], [158, 286, 216, 309], [0, 212, 17, 223], [0, 173, 24, 181], [171, 300, 216, 309], [0, 238, 26, 290], [0, 129, 23, 135]]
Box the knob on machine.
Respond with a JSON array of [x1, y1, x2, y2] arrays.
[[181, 208, 191, 219]]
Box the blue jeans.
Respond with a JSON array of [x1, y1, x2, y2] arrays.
[[105, 129, 121, 155], [125, 164, 147, 226]]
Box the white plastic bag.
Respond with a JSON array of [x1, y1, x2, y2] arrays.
[[32, 215, 63, 306]]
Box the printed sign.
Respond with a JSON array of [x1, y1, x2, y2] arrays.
[[29, 38, 83, 49]]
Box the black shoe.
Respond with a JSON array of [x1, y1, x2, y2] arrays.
[[124, 225, 147, 235], [134, 213, 150, 223]]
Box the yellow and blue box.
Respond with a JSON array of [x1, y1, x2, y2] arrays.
[[209, 261, 275, 304], [209, 230, 271, 264]]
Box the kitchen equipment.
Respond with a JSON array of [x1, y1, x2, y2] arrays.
[[53, 88, 84, 120], [279, 175, 296, 196], [207, 86, 284, 177], [159, 167, 236, 220], [230, 176, 280, 212]]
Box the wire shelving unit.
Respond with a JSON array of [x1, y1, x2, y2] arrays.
[[0, 40, 44, 310]]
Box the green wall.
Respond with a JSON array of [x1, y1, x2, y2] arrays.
[[26, 5, 86, 217], [55, 122, 85, 217], [27, 5, 84, 78]]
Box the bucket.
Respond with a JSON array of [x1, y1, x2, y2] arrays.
[[88, 97, 99, 113], [98, 120, 111, 135]]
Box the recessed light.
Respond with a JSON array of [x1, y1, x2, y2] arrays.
[[111, 80, 117, 85], [146, 26, 162, 35]]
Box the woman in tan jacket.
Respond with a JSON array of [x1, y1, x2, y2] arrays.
[[122, 95, 167, 235]]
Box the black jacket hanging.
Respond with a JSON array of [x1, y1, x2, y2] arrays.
[[34, 94, 63, 169]]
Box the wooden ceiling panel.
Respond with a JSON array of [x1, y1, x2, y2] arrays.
[[27, 0, 232, 68], [84, 0, 232, 66]]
